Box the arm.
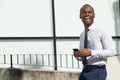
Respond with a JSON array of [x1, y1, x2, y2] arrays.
[[91, 31, 115, 58]]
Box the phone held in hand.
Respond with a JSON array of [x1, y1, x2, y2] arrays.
[[73, 48, 82, 60], [73, 48, 79, 52]]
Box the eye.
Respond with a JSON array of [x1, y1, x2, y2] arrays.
[[88, 11, 94, 14]]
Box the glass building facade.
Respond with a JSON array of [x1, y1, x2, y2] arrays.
[[0, 0, 119, 71]]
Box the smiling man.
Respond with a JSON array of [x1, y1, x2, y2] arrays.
[[73, 4, 115, 80]]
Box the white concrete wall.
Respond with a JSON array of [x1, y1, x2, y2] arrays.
[[107, 56, 120, 80], [0, 68, 79, 80]]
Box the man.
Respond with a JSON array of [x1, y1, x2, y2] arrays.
[[74, 4, 115, 80]]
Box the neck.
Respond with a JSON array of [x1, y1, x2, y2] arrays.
[[84, 22, 93, 29]]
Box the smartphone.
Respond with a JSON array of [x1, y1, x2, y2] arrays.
[[73, 48, 79, 52]]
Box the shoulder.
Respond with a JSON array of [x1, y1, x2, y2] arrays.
[[80, 31, 84, 37], [95, 25, 112, 39], [95, 24, 111, 35], [79, 31, 84, 40]]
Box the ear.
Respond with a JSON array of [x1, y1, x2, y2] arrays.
[[93, 13, 95, 18], [79, 14, 81, 19]]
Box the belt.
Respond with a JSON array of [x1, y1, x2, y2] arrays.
[[83, 65, 106, 70]]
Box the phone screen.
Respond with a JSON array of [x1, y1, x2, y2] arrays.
[[73, 48, 79, 52]]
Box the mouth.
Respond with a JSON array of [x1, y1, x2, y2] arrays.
[[84, 17, 90, 22]]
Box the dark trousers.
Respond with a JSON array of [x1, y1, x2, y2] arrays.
[[79, 66, 107, 80]]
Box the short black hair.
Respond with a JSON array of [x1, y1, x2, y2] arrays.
[[80, 4, 94, 13]]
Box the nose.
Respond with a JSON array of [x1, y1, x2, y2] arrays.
[[85, 12, 89, 16]]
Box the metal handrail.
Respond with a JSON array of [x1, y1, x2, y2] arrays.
[[0, 54, 82, 70], [0, 53, 119, 70]]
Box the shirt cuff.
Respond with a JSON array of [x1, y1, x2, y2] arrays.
[[91, 50, 96, 57]]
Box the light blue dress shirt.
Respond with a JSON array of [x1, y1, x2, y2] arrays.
[[77, 23, 115, 65]]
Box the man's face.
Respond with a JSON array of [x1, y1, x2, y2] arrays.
[[80, 5, 95, 26]]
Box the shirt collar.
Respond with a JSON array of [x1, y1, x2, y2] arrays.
[[88, 23, 96, 31]]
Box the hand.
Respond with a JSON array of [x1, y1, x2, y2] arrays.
[[74, 50, 81, 57], [74, 48, 91, 57], [80, 48, 91, 57]]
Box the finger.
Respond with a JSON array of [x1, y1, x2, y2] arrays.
[[75, 52, 82, 57], [80, 49, 85, 52]]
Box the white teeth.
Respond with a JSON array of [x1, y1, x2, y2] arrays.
[[84, 18, 90, 22], [85, 17, 89, 19], [84, 17, 90, 21]]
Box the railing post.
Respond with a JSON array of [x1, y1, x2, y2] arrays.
[[10, 54, 13, 68], [10, 54, 15, 80], [51, 0, 57, 70]]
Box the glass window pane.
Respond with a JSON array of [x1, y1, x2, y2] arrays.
[[55, 0, 119, 36], [0, 40, 53, 54], [0, 40, 54, 69], [56, 40, 83, 70], [56, 40, 80, 54], [0, 0, 52, 37]]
